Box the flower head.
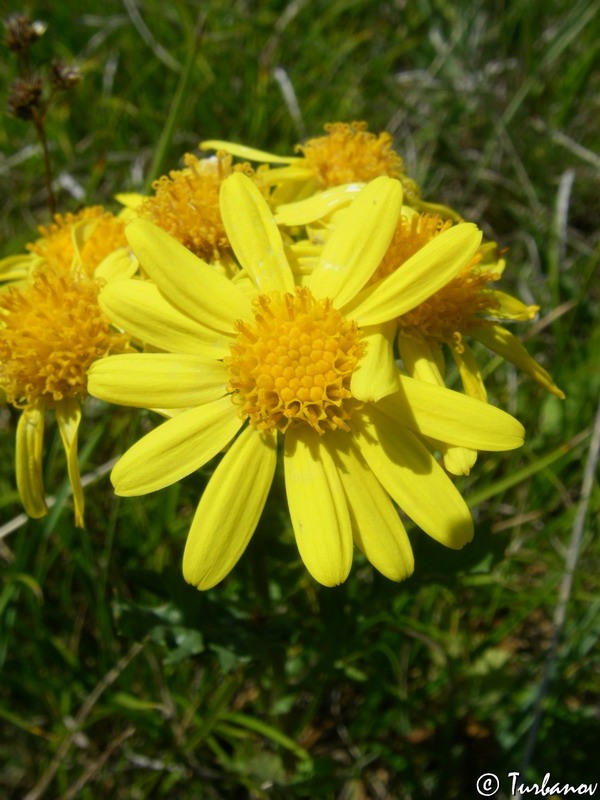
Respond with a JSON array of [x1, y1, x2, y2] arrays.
[[1, 216, 134, 526], [201, 122, 420, 205], [26, 206, 127, 277], [89, 174, 524, 589], [135, 152, 269, 273], [295, 121, 404, 188]]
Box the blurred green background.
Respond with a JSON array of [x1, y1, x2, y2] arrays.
[[1, 0, 599, 797]]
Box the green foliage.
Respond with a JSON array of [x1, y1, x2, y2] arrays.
[[1, 0, 599, 797]]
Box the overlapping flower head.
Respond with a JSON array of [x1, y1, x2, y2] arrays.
[[0, 207, 135, 525], [263, 127, 564, 474], [89, 173, 525, 589], [2, 120, 562, 593], [201, 121, 423, 207], [118, 151, 270, 277]]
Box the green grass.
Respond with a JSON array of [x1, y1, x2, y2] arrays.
[[1, 0, 599, 797]]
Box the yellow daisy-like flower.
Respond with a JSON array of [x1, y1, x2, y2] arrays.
[[201, 122, 421, 206], [370, 212, 563, 475], [377, 212, 565, 395], [118, 152, 269, 277], [88, 174, 524, 589], [0, 207, 129, 289], [0, 249, 135, 526]]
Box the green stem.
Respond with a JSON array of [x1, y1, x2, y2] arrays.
[[143, 14, 205, 193], [33, 113, 57, 216]]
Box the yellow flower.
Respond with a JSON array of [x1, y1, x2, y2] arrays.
[[118, 152, 269, 277], [89, 174, 524, 589], [0, 246, 135, 526], [375, 212, 563, 475], [201, 122, 421, 206], [0, 207, 129, 290]]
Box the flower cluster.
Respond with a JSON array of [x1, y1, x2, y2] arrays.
[[1, 122, 563, 589]]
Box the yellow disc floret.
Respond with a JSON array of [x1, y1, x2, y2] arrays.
[[225, 288, 363, 434], [297, 122, 405, 188], [138, 152, 269, 264], [27, 207, 127, 276], [0, 270, 130, 408]]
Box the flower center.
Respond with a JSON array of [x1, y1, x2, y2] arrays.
[[27, 206, 127, 276], [138, 152, 269, 272], [225, 288, 363, 434], [296, 121, 405, 188], [374, 213, 501, 348], [0, 270, 130, 408]]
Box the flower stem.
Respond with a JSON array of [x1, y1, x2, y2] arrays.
[[33, 113, 56, 216]]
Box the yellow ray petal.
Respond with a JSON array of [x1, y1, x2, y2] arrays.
[[88, 353, 228, 408], [330, 432, 414, 582], [126, 219, 252, 332], [71, 218, 100, 270], [342, 223, 482, 325], [56, 397, 84, 528], [275, 183, 363, 226], [200, 140, 296, 164], [284, 427, 352, 586], [15, 403, 47, 519], [115, 192, 146, 210], [442, 445, 478, 476], [450, 342, 487, 402], [354, 407, 473, 549], [482, 289, 539, 321], [473, 324, 565, 398], [94, 249, 137, 282], [396, 336, 479, 476], [0, 253, 36, 282], [99, 279, 233, 358], [351, 322, 399, 402], [308, 176, 403, 308], [183, 427, 277, 590], [220, 173, 294, 293], [397, 333, 446, 384], [111, 397, 242, 496], [378, 374, 525, 451]]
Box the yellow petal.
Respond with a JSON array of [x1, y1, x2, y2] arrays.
[[200, 140, 296, 164], [482, 289, 539, 321], [115, 192, 147, 210], [111, 397, 242, 496], [396, 339, 480, 475], [354, 407, 473, 549], [183, 427, 277, 590], [88, 353, 228, 408], [126, 219, 252, 332], [269, 170, 318, 202], [94, 249, 137, 282], [71, 218, 100, 271], [450, 343, 487, 402], [284, 427, 352, 586], [342, 223, 482, 325], [473, 324, 565, 398], [15, 404, 47, 519], [397, 333, 446, 384], [308, 176, 403, 308], [378, 374, 525, 451], [0, 253, 36, 282], [56, 397, 84, 528], [442, 445, 478, 476], [275, 183, 363, 226], [220, 173, 294, 293], [99, 279, 233, 358], [330, 432, 414, 581], [351, 322, 399, 402]]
